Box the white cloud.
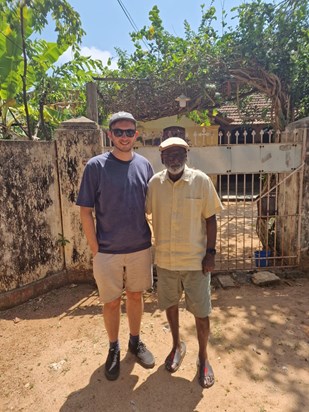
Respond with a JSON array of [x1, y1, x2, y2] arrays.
[[56, 46, 118, 69]]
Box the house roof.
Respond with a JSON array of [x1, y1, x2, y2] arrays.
[[217, 94, 272, 125]]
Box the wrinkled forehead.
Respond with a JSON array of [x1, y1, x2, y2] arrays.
[[161, 147, 187, 156]]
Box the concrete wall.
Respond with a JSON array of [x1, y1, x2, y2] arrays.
[[0, 117, 102, 309], [286, 119, 309, 269], [0, 116, 308, 309], [0, 141, 64, 291], [55, 117, 103, 272]]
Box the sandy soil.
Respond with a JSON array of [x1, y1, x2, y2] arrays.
[[1, 273, 309, 412]]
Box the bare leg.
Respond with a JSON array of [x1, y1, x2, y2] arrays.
[[126, 290, 155, 368], [195, 316, 214, 388], [164, 304, 186, 372], [126, 291, 143, 336], [103, 297, 121, 342], [195, 316, 210, 364], [166, 304, 180, 350]]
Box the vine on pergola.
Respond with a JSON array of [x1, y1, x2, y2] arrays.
[[96, 65, 288, 130], [228, 67, 289, 130]]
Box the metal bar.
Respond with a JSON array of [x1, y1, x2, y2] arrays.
[[256, 163, 305, 200], [296, 129, 307, 264]]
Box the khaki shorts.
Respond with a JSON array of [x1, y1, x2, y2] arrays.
[[93, 247, 152, 304], [156, 267, 212, 318]]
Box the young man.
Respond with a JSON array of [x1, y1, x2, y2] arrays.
[[146, 137, 223, 389], [77, 111, 155, 381]]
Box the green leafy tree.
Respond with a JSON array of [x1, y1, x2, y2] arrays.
[[0, 0, 102, 139], [97, 1, 308, 129], [226, 0, 309, 127], [98, 4, 225, 123]]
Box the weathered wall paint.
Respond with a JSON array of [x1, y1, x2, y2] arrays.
[[0, 116, 308, 306], [0, 141, 63, 292], [286, 120, 309, 268], [55, 117, 103, 271], [298, 127, 309, 251], [0, 117, 103, 297], [303, 157, 309, 249]]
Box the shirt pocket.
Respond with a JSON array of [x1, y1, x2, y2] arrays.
[[183, 198, 203, 221]]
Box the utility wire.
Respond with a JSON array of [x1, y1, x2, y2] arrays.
[[116, 0, 151, 51], [117, 0, 139, 33]]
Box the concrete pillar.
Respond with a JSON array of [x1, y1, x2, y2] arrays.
[[55, 117, 103, 278], [86, 82, 98, 123], [286, 117, 309, 269]]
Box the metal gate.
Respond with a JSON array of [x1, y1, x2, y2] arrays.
[[133, 128, 306, 273]]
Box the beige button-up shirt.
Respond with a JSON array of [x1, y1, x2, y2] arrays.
[[146, 166, 223, 271]]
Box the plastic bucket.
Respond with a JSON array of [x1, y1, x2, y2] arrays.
[[254, 250, 271, 267]]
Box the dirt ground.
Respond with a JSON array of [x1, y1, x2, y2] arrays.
[[1, 272, 309, 412]]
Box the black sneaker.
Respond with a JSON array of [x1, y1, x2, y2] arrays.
[[105, 348, 120, 381], [128, 340, 155, 369]]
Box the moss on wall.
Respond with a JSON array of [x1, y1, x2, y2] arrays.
[[0, 142, 63, 292]]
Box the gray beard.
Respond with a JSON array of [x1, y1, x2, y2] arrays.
[[166, 164, 185, 175]]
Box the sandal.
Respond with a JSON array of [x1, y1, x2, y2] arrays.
[[197, 359, 215, 388], [165, 341, 186, 373]]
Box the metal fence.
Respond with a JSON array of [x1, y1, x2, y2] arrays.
[[214, 128, 305, 272], [116, 126, 306, 273]]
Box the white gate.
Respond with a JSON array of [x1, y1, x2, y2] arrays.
[[135, 128, 306, 273]]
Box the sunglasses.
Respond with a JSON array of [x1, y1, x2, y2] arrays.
[[161, 152, 187, 161], [111, 128, 136, 138]]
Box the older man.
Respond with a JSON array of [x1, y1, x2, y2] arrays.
[[146, 137, 223, 388]]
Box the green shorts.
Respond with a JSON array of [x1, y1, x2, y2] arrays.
[[156, 267, 212, 318]]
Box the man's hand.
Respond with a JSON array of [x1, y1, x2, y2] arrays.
[[202, 253, 215, 274], [80, 207, 99, 256], [91, 244, 99, 257]]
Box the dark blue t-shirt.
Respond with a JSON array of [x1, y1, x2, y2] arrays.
[[76, 152, 154, 254]]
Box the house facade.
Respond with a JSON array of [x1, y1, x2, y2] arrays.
[[134, 114, 219, 147]]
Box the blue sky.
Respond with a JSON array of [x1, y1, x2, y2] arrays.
[[46, 1, 275, 68]]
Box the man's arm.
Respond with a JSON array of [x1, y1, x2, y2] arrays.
[[202, 214, 217, 274], [80, 206, 99, 255]]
